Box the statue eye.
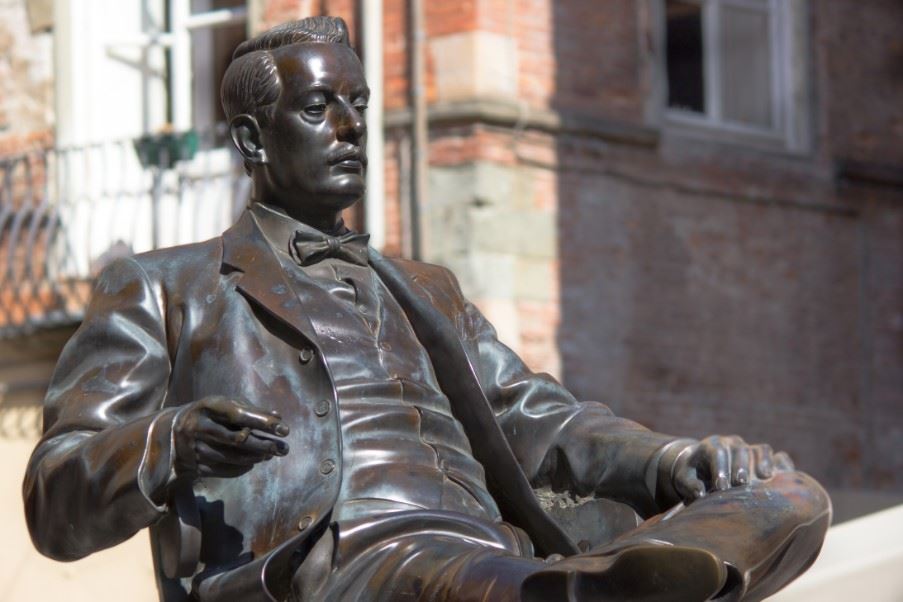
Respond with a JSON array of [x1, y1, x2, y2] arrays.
[[354, 104, 368, 114], [304, 103, 327, 116]]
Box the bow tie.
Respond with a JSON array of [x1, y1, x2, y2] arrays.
[[290, 229, 370, 267]]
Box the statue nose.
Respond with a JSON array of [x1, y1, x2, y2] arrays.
[[337, 102, 366, 141]]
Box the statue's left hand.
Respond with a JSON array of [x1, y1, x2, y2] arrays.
[[668, 436, 795, 504]]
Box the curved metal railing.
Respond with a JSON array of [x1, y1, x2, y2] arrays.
[[0, 125, 250, 339]]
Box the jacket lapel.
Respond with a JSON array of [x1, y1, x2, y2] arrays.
[[221, 211, 321, 348], [369, 249, 578, 557]]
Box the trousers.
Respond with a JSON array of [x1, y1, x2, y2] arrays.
[[290, 472, 831, 602]]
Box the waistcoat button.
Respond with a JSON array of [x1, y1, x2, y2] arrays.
[[319, 459, 336, 475], [314, 399, 331, 417], [298, 348, 315, 364], [297, 515, 313, 531]]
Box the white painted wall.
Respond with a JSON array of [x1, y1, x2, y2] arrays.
[[1, 423, 157, 602]]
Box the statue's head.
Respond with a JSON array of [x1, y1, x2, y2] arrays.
[[221, 17, 368, 228]]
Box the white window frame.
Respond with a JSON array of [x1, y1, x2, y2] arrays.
[[103, 0, 248, 131], [648, 0, 811, 153]]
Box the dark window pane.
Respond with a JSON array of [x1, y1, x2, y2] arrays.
[[189, 1, 248, 129], [192, 22, 247, 128], [666, 0, 705, 114]]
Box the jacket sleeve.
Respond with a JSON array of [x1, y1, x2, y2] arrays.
[[446, 273, 685, 517], [23, 256, 179, 560]]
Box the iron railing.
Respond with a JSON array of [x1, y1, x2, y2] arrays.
[[0, 125, 250, 338]]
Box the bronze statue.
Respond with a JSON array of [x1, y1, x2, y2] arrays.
[[23, 17, 830, 602]]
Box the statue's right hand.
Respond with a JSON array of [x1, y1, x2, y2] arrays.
[[171, 396, 290, 479]]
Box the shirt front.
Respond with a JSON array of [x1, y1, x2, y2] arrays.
[[250, 202, 501, 524]]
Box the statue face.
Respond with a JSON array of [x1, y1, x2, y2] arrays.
[[260, 43, 369, 219]]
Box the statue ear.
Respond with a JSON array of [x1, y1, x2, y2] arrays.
[[230, 114, 268, 166]]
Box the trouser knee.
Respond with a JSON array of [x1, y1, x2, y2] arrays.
[[765, 471, 832, 531]]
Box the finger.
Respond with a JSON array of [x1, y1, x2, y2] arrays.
[[731, 445, 751, 486], [196, 440, 271, 467], [196, 416, 289, 456], [706, 440, 731, 491], [754, 444, 775, 479], [209, 399, 289, 435], [774, 451, 795, 472], [674, 467, 707, 503], [248, 430, 290, 456], [203, 398, 289, 436]]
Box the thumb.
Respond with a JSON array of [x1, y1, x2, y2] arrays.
[[674, 467, 707, 503]]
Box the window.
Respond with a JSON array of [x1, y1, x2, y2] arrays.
[[56, 0, 248, 142], [50, 1, 251, 280], [654, 0, 810, 152], [186, 0, 250, 131], [121, 0, 249, 133]]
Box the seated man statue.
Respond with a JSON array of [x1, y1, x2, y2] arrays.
[[23, 16, 830, 602]]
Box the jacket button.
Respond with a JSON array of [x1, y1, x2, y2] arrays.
[[314, 399, 331, 417], [319, 459, 336, 475], [297, 515, 313, 531], [299, 348, 315, 364]]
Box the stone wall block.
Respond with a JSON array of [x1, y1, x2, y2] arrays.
[[429, 31, 519, 103]]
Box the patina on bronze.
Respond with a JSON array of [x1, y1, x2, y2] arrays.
[[23, 16, 830, 602]]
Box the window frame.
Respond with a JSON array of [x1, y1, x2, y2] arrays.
[[173, 0, 249, 130], [101, 0, 248, 132], [647, 0, 812, 153]]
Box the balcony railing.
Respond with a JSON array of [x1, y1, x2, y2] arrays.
[[0, 125, 250, 339]]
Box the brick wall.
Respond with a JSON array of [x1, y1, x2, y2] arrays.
[[817, 0, 903, 167], [549, 0, 646, 120], [406, 0, 903, 492], [543, 0, 903, 494], [362, 0, 903, 495]]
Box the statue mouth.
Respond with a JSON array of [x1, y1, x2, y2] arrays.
[[334, 159, 363, 172], [329, 147, 367, 171]]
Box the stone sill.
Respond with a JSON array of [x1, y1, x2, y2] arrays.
[[385, 98, 660, 148]]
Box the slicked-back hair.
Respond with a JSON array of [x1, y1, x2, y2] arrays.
[[220, 16, 352, 128]]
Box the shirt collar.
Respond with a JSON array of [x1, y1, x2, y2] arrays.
[[249, 201, 353, 258]]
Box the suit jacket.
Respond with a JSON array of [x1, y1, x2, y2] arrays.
[[23, 210, 678, 601]]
